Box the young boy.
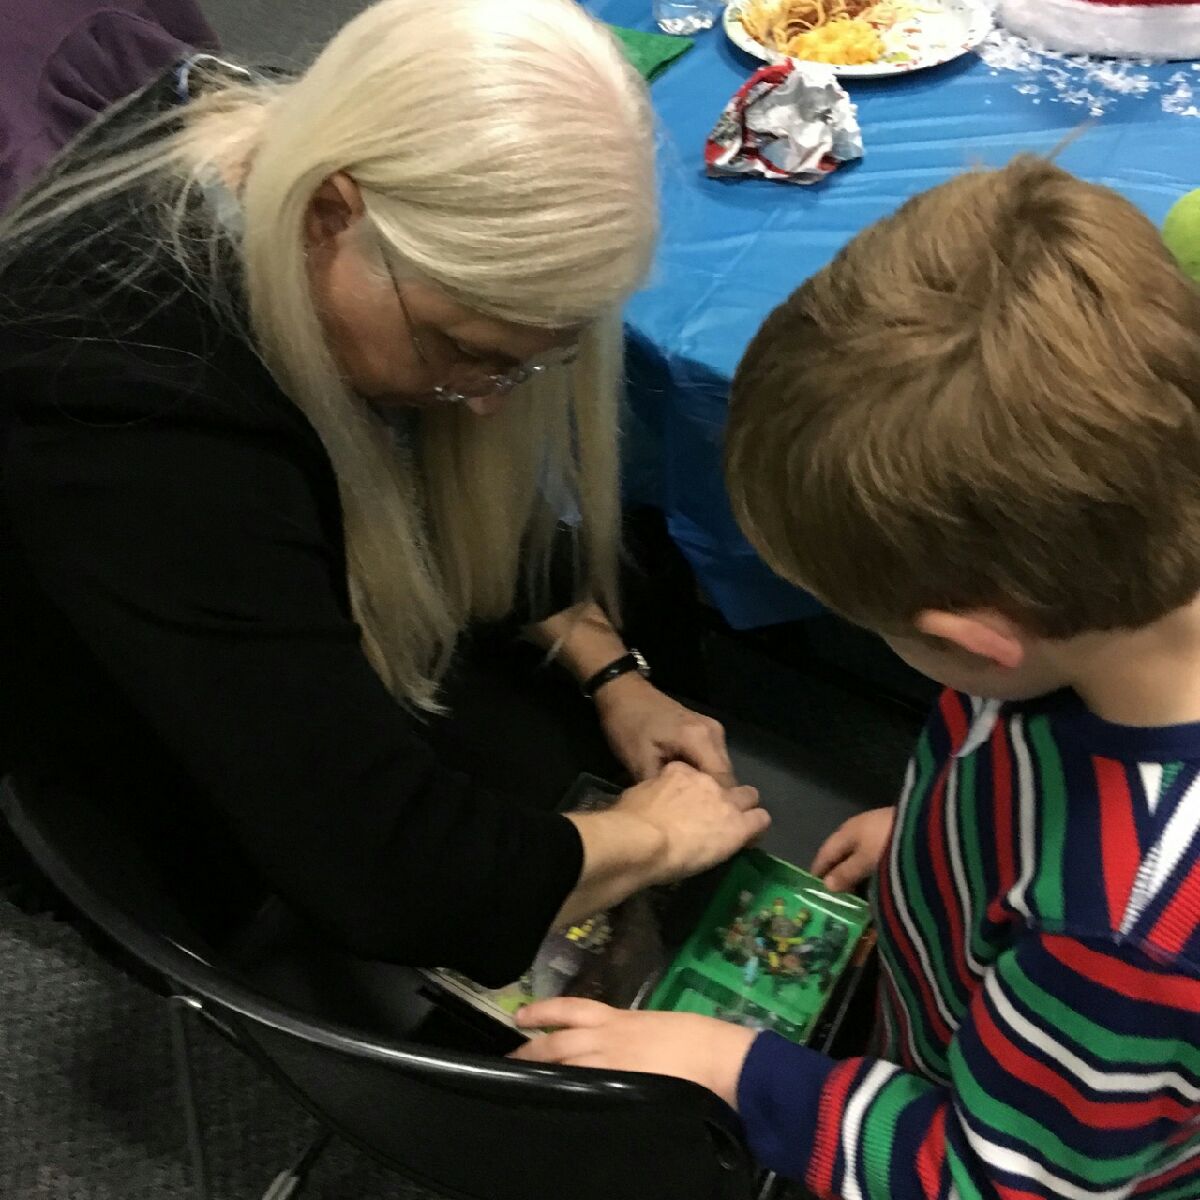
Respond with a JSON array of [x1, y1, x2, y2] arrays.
[[513, 157, 1200, 1199]]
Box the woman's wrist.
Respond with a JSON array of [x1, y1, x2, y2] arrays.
[[527, 603, 628, 687], [555, 808, 667, 927], [591, 667, 656, 714]]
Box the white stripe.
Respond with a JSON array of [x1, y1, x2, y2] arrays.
[[956, 697, 1002, 760], [1008, 718, 1037, 921], [883, 759, 933, 1078], [1145, 772, 1200, 898], [896, 753, 919, 826], [887, 755, 960, 1051], [999, 0, 1200, 60], [1139, 762, 1164, 818], [985, 973, 1200, 1102], [959, 1117, 1139, 1200], [840, 1061, 900, 1200], [1124, 772, 1200, 934], [944, 760, 985, 979]]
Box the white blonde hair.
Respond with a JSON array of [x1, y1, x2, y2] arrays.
[[2, 0, 657, 710]]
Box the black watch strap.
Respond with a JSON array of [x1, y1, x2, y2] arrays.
[[582, 649, 650, 699]]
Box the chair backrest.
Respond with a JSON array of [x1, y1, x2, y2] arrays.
[[1, 770, 757, 1200]]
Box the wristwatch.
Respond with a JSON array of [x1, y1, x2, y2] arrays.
[[581, 648, 651, 700]]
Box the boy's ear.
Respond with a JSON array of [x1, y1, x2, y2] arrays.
[[915, 609, 1027, 671]]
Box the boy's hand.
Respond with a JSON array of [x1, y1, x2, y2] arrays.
[[811, 806, 896, 892], [510, 998, 758, 1108]]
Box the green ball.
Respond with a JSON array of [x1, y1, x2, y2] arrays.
[[1163, 189, 1200, 283]]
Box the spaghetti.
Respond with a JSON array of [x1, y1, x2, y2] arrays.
[[737, 0, 913, 65]]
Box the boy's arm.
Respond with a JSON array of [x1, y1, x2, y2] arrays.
[[517, 930, 1200, 1199], [738, 930, 1200, 1199]]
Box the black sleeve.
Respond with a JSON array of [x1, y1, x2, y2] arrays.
[[4, 370, 583, 986]]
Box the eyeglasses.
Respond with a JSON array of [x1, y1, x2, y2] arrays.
[[386, 258, 577, 405]]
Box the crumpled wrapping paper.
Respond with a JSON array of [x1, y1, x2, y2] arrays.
[[705, 61, 864, 184]]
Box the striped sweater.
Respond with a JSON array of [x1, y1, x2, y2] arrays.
[[737, 688, 1200, 1200]]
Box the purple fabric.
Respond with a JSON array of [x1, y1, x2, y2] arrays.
[[0, 0, 218, 211]]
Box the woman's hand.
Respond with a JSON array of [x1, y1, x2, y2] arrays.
[[596, 674, 736, 786], [554, 763, 769, 928], [611, 761, 768, 884], [527, 603, 735, 785], [811, 806, 896, 893], [511, 998, 758, 1109]]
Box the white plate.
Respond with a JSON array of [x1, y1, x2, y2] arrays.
[[723, 0, 993, 79]]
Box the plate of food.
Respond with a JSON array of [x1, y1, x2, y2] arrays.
[[724, 0, 993, 78]]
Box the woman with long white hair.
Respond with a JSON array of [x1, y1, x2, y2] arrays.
[[0, 0, 768, 984]]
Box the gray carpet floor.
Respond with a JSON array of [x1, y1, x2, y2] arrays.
[[0, 898, 440, 1200]]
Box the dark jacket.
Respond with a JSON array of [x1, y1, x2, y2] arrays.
[[0, 75, 584, 985]]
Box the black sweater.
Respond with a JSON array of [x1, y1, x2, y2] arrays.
[[0, 78, 584, 985]]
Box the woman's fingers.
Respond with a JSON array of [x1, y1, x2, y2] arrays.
[[631, 747, 663, 781], [676, 718, 736, 783], [727, 784, 761, 812]]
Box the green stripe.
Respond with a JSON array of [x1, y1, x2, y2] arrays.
[[999, 953, 1200, 1078], [955, 753, 995, 967], [898, 735, 965, 1027], [1161, 760, 1185, 798], [1027, 717, 1067, 924], [950, 1042, 1162, 1185], [880, 733, 948, 1072], [860, 1072, 934, 1200], [946, 1142, 985, 1200]]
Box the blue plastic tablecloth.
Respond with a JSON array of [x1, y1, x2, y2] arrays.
[[586, 0, 1200, 628]]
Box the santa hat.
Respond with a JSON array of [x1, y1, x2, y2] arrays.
[[998, 0, 1200, 59]]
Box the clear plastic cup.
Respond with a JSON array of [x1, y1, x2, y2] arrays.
[[654, 0, 722, 35]]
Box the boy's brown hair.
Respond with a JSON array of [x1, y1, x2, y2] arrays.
[[725, 156, 1200, 638]]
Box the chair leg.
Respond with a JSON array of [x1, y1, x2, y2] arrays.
[[169, 996, 212, 1200], [260, 1130, 333, 1200], [754, 1171, 790, 1200]]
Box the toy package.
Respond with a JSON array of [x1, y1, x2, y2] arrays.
[[423, 776, 872, 1047], [645, 848, 871, 1042]]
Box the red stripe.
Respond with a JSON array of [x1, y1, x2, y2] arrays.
[[996, 1187, 1047, 1200], [991, 721, 1016, 895], [939, 690, 970, 753], [926, 763, 974, 993], [973, 990, 1194, 1128], [1092, 757, 1140, 930], [914, 1102, 948, 1196], [877, 846, 955, 1045], [806, 1060, 860, 1198], [1044, 934, 1200, 1011], [1148, 851, 1200, 956]]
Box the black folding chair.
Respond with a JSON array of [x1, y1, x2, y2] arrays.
[[1, 769, 767, 1200]]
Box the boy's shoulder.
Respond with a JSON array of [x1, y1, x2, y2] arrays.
[[928, 687, 1200, 767], [920, 689, 1200, 971]]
